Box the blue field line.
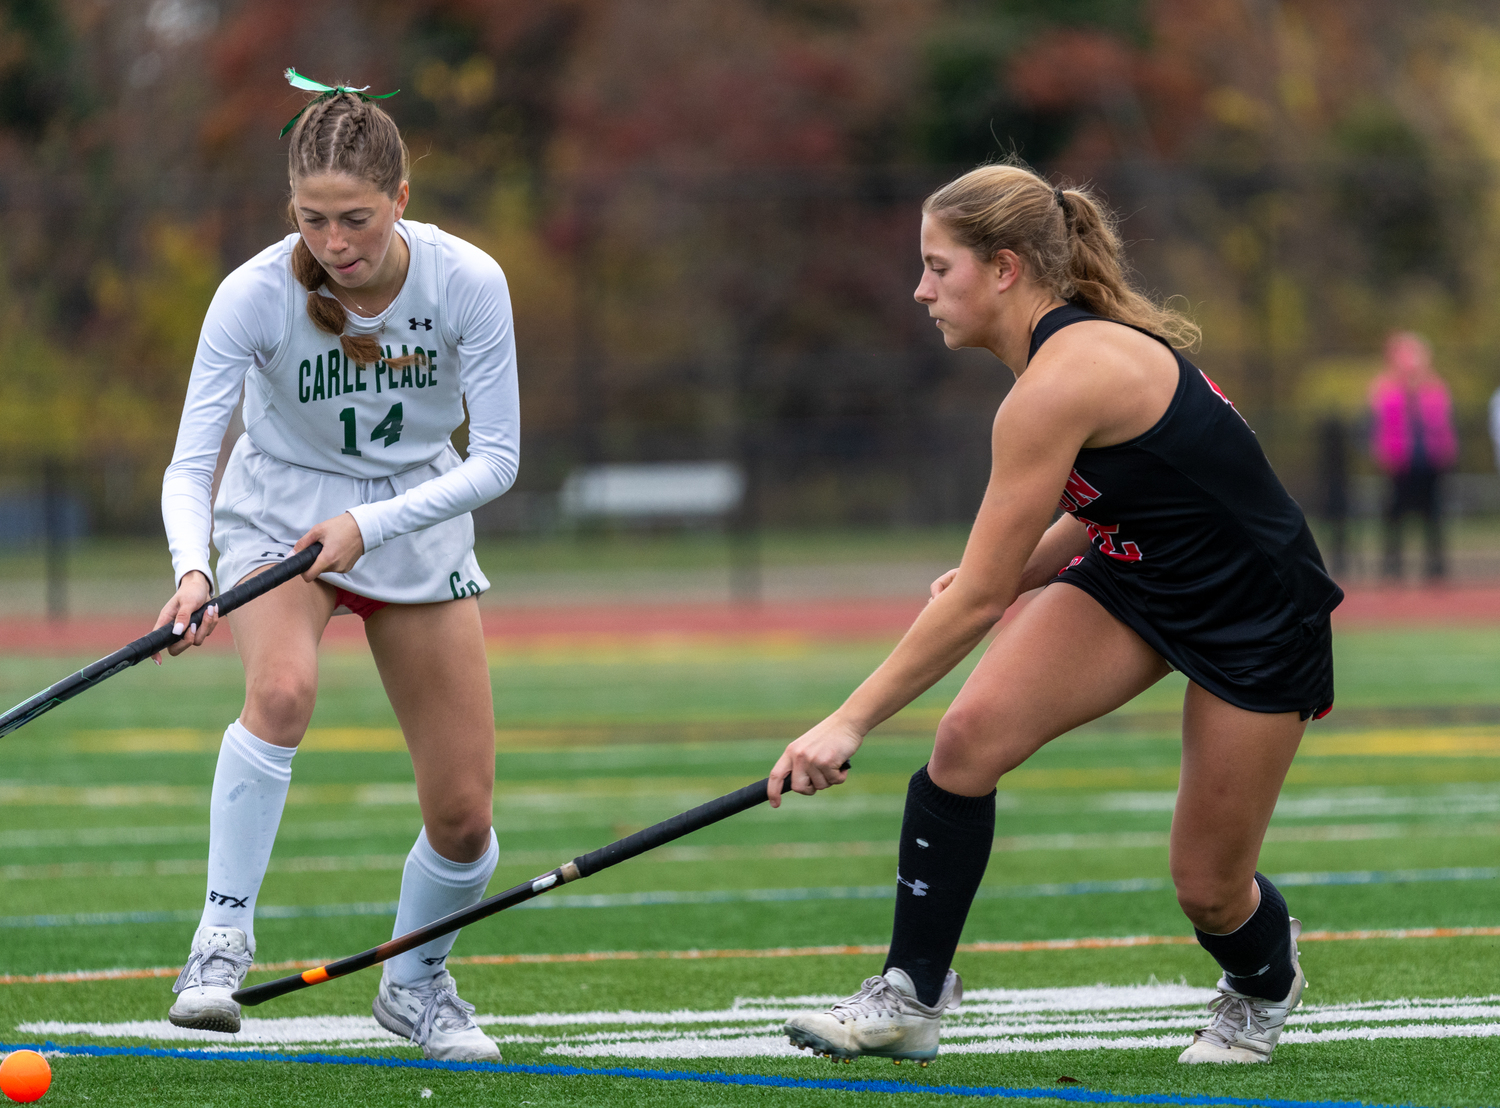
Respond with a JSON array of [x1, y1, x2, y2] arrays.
[[2, 866, 1494, 930], [0, 1041, 1421, 1108]]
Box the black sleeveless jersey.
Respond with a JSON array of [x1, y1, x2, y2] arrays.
[[1038, 304, 1341, 715]]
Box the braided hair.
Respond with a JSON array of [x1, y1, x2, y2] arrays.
[[285, 92, 411, 366]]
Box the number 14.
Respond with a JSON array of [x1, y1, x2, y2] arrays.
[[339, 404, 404, 457]]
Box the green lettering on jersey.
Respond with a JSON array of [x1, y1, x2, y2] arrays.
[[400, 364, 413, 388], [298, 359, 311, 403], [371, 402, 403, 448], [354, 358, 366, 392], [427, 350, 438, 386], [312, 355, 326, 401], [414, 350, 427, 389]]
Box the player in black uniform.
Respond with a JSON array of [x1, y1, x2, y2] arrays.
[[770, 162, 1341, 1066]]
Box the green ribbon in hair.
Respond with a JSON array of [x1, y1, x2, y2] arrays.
[[280, 68, 400, 137]]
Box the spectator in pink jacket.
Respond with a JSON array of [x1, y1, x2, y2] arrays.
[[1369, 332, 1457, 580]]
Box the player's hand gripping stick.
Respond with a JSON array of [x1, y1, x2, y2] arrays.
[[0, 544, 323, 738], [233, 761, 853, 1007]]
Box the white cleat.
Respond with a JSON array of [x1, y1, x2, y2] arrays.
[[1179, 918, 1307, 1064], [373, 969, 501, 1062], [785, 967, 961, 1062], [168, 926, 253, 1033]]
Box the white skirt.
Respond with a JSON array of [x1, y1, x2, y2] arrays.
[[212, 435, 490, 606]]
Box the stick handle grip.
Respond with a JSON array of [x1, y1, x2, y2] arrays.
[[572, 779, 770, 878], [571, 761, 851, 878], [0, 544, 322, 738], [192, 542, 323, 624]]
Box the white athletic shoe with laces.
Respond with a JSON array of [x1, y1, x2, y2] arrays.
[[785, 967, 961, 1063], [168, 926, 254, 1033], [1179, 918, 1306, 1064], [373, 969, 501, 1062]]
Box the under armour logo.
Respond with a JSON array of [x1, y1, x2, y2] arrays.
[[208, 890, 249, 908], [421, 956, 445, 966], [409, 318, 432, 330], [897, 873, 929, 897]]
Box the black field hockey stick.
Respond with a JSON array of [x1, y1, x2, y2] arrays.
[[234, 760, 852, 1006], [0, 543, 322, 739]]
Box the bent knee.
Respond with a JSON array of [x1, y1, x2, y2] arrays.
[[934, 702, 1005, 753], [244, 673, 318, 738], [933, 701, 1045, 763], [931, 704, 1042, 794], [424, 810, 494, 863], [1174, 879, 1252, 934]]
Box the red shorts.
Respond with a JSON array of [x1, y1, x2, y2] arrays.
[[334, 587, 389, 622]]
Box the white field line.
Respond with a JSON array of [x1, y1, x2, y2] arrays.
[[23, 984, 1500, 1062], [9, 821, 1500, 880], [10, 859, 1500, 894], [7, 928, 1500, 987], [0, 820, 422, 850], [12, 868, 1495, 916], [491, 1024, 789, 1047], [0, 784, 418, 808], [547, 1035, 807, 1059], [540, 1021, 1500, 1060], [2, 782, 1492, 816], [927, 1024, 1500, 1058], [1099, 786, 1500, 818], [19, 1016, 406, 1045], [534, 1021, 1497, 1061], [0, 856, 411, 881], [918, 983, 1214, 1010]]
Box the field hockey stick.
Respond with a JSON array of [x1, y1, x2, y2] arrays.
[[0, 543, 322, 739], [234, 760, 852, 1006]]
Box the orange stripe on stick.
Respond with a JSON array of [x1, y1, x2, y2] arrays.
[[300, 966, 330, 985]]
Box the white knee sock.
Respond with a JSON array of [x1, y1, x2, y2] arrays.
[[199, 719, 297, 953], [386, 827, 499, 987]]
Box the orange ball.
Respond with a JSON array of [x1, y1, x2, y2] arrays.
[[0, 1051, 50, 1103]]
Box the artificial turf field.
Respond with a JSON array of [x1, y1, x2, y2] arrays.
[[1, 623, 1499, 1106]]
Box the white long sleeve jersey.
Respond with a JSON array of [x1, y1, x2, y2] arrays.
[[161, 221, 520, 589]]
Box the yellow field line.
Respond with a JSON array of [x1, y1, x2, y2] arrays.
[[57, 724, 1500, 756], [4, 926, 1498, 987]]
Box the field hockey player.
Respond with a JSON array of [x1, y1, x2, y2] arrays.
[[152, 69, 519, 1061], [769, 162, 1342, 1066]]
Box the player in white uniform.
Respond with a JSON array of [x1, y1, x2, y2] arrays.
[[153, 75, 517, 1061]]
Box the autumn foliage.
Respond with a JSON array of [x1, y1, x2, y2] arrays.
[[4, 0, 1500, 527]]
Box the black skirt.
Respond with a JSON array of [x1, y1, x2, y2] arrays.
[[1053, 552, 1335, 719]]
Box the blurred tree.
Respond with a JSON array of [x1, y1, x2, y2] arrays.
[[9, 0, 1500, 530], [1333, 101, 1451, 289], [0, 0, 75, 137], [918, 0, 1152, 166]]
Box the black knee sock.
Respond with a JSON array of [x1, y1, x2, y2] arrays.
[[883, 765, 995, 1006], [1193, 873, 1296, 1001]]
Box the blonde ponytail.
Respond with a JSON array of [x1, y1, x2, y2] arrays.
[[924, 163, 1201, 350]]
